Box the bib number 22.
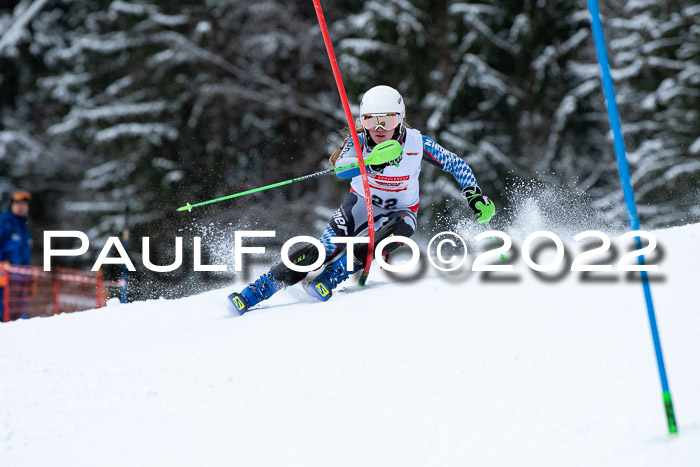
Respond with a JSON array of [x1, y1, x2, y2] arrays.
[[371, 196, 397, 209]]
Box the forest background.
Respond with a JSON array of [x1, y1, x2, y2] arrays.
[[1, 0, 698, 298]]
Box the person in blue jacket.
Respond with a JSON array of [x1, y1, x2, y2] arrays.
[[1, 190, 32, 265], [1, 190, 32, 321]]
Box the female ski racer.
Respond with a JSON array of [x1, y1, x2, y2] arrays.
[[228, 85, 495, 314]]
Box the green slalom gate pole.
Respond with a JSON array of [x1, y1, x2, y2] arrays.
[[177, 162, 358, 212], [587, 0, 677, 434]]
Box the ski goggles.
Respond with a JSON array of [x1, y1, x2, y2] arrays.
[[362, 113, 401, 131]]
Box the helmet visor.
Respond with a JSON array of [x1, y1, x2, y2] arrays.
[[362, 113, 401, 131]]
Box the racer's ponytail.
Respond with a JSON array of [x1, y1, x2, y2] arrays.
[[329, 118, 363, 167]]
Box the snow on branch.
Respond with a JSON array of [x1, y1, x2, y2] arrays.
[[646, 56, 692, 72], [53, 33, 148, 61], [366, 0, 427, 25], [689, 137, 700, 156], [188, 83, 332, 124], [611, 58, 643, 81], [655, 78, 700, 105], [478, 140, 517, 169], [538, 80, 599, 172], [641, 37, 684, 55], [609, 32, 644, 51], [428, 50, 525, 132], [568, 61, 601, 80], [448, 3, 506, 18], [48, 102, 170, 136], [427, 61, 470, 132], [533, 29, 589, 82], [462, 54, 523, 99], [105, 76, 136, 97], [93, 123, 178, 144], [109, 1, 187, 27], [0, 129, 57, 162], [678, 66, 700, 85], [149, 31, 301, 98], [0, 0, 51, 54], [37, 73, 92, 104], [665, 160, 700, 180], [338, 38, 396, 55], [448, 3, 518, 55], [623, 0, 661, 14]]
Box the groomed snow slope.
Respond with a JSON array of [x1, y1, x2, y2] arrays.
[[1, 223, 699, 467]]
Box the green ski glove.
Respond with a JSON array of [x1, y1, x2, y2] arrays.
[[462, 186, 495, 223], [364, 140, 403, 170]]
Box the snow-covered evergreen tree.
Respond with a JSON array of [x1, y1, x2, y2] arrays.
[[600, 0, 700, 226], [436, 1, 622, 223], [0, 0, 97, 240], [2, 0, 346, 273]]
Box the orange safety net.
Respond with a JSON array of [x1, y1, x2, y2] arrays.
[[0, 264, 114, 322]]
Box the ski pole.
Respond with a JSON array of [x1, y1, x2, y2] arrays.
[[177, 162, 359, 212]]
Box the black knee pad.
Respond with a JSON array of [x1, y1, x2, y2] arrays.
[[354, 214, 416, 265], [375, 214, 416, 245], [270, 242, 322, 286]]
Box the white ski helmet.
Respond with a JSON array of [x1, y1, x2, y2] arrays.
[[360, 85, 405, 116], [359, 85, 406, 135]]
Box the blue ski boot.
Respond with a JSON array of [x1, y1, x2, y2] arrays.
[[304, 253, 355, 302], [228, 271, 284, 314]]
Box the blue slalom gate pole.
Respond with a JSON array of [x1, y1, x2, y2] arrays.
[[587, 0, 677, 434]]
